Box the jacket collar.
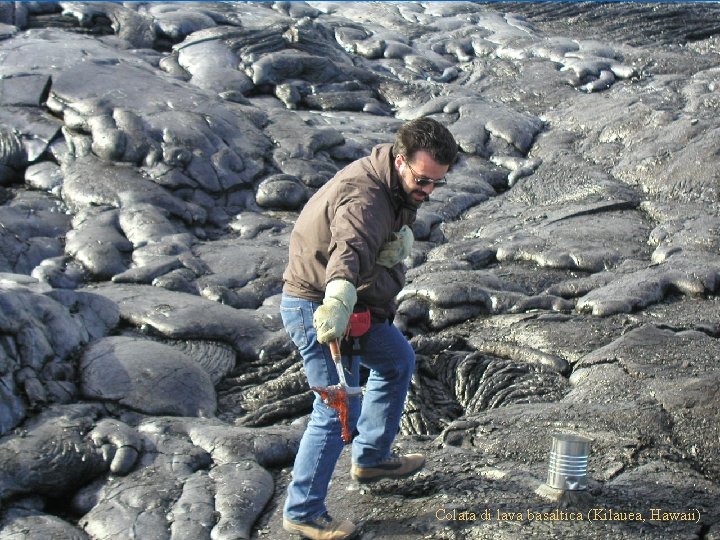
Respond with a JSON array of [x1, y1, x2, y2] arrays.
[[370, 143, 418, 211]]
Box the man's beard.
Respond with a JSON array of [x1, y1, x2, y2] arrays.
[[406, 189, 429, 206]]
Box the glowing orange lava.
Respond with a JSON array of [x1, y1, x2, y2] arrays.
[[312, 386, 351, 444]]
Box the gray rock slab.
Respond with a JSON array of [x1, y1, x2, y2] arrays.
[[138, 416, 302, 469], [80, 335, 217, 417], [0, 27, 115, 74], [397, 268, 573, 332], [24, 160, 63, 194], [111, 256, 183, 285], [0, 409, 112, 500], [0, 195, 70, 274], [211, 460, 273, 540], [293, 109, 402, 158], [160, 338, 236, 385], [0, 280, 118, 434], [44, 288, 120, 343], [0, 126, 25, 184], [147, 4, 220, 42], [0, 107, 61, 163], [79, 465, 183, 540], [0, 74, 49, 106], [0, 22, 18, 40], [62, 157, 201, 224], [76, 415, 303, 540], [603, 460, 717, 535], [0, 511, 90, 540], [495, 206, 649, 273], [576, 256, 720, 316], [228, 211, 290, 239], [255, 173, 307, 210], [438, 400, 668, 484], [265, 112, 346, 160], [570, 324, 720, 479], [167, 470, 215, 540], [84, 282, 274, 361], [118, 202, 181, 248], [177, 36, 254, 94], [193, 236, 286, 298], [64, 206, 132, 279], [58, 2, 155, 48]]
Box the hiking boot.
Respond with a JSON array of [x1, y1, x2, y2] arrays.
[[350, 453, 425, 483], [282, 514, 357, 540]]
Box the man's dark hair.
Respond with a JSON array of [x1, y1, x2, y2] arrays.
[[392, 117, 458, 166]]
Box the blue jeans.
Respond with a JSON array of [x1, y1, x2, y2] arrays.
[[280, 294, 416, 522]]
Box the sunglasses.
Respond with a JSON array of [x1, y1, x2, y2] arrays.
[[403, 156, 447, 187]]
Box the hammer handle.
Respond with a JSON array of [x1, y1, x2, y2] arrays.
[[329, 339, 348, 387], [329, 339, 342, 362]]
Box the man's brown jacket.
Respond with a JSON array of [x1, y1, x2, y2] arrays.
[[282, 143, 416, 320]]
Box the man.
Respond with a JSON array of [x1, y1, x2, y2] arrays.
[[280, 117, 458, 540]]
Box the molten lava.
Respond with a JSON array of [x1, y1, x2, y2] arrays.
[[312, 386, 351, 444]]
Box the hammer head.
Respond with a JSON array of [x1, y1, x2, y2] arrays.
[[312, 384, 352, 444]]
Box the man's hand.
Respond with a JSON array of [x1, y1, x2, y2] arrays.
[[313, 279, 357, 343], [376, 225, 414, 268]]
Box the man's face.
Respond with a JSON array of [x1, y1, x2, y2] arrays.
[[394, 151, 450, 205]]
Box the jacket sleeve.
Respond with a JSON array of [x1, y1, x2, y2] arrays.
[[325, 186, 390, 287]]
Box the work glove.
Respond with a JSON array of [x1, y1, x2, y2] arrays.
[[313, 279, 357, 344], [376, 225, 414, 268]]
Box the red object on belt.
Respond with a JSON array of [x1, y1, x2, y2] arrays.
[[347, 307, 371, 337]]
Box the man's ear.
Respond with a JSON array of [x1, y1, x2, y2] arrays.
[[394, 153, 404, 171]]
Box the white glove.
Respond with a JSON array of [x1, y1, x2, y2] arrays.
[[376, 225, 414, 268], [313, 279, 357, 343]]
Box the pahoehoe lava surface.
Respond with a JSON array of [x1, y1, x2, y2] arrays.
[[0, 2, 719, 539]]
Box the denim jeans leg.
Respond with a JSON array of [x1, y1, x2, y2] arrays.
[[351, 321, 416, 467], [280, 294, 361, 522]]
